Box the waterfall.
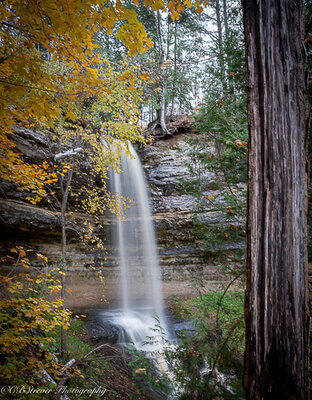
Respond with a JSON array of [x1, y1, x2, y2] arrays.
[[106, 142, 167, 351]]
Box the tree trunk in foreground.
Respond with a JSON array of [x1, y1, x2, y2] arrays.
[[243, 1, 310, 399], [60, 189, 67, 357], [60, 166, 74, 357]]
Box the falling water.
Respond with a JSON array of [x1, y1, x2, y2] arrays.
[[107, 142, 167, 351]]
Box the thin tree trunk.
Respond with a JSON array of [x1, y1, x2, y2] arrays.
[[222, 0, 232, 94], [151, 9, 169, 134], [160, 91, 170, 136], [60, 207, 67, 357], [166, 14, 170, 61], [155, 10, 164, 61], [171, 20, 177, 117], [222, 0, 228, 38], [215, 0, 226, 93], [151, 102, 153, 123], [243, 1, 310, 399], [60, 165, 74, 357]]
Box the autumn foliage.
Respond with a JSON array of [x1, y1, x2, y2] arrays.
[[0, 249, 71, 389], [0, 0, 205, 201]]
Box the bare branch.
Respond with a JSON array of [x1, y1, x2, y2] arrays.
[[54, 148, 83, 161]]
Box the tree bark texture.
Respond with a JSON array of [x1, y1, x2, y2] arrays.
[[243, 1, 310, 399]]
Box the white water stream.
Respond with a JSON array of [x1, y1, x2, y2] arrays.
[[107, 142, 168, 352]]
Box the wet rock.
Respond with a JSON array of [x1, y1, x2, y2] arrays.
[[86, 319, 120, 344], [0, 199, 59, 236], [173, 320, 197, 337], [12, 125, 52, 162], [0, 180, 28, 202]]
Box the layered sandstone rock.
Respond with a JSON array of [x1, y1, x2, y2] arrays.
[[0, 125, 245, 308]]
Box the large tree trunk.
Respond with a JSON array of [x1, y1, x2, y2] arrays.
[[243, 1, 310, 399]]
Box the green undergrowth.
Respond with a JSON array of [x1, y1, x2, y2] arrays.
[[167, 290, 245, 399], [173, 291, 245, 353], [54, 319, 93, 360], [174, 290, 244, 315]]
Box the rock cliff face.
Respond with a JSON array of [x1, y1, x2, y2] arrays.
[[139, 134, 245, 302], [0, 126, 244, 309]]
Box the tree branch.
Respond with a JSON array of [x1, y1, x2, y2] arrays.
[[54, 148, 83, 161]]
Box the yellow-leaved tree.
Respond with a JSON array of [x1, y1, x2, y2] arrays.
[[0, 248, 72, 395], [0, 0, 155, 196], [0, 0, 206, 179]]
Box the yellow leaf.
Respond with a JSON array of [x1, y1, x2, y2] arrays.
[[36, 253, 48, 263], [135, 368, 146, 374], [196, 5, 203, 14], [140, 73, 150, 81], [19, 249, 26, 257], [65, 111, 77, 121], [145, 38, 154, 48]]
